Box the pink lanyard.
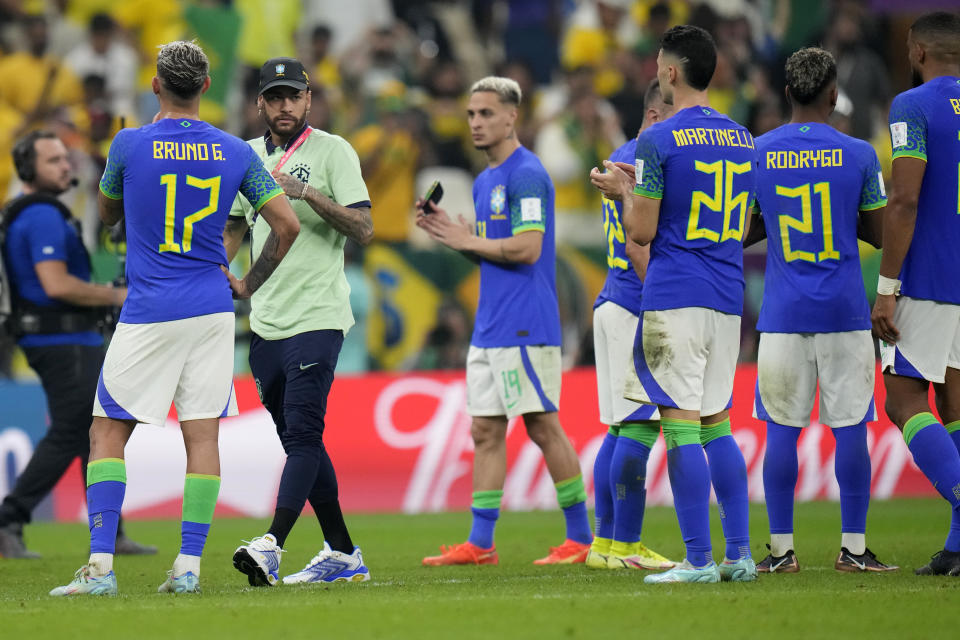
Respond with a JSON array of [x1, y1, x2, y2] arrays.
[[273, 126, 312, 172]]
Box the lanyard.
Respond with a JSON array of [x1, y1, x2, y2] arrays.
[[273, 126, 312, 173]]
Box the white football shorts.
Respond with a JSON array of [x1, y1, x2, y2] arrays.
[[94, 312, 238, 425], [754, 331, 876, 428], [466, 345, 561, 419], [624, 307, 739, 416], [879, 296, 960, 384], [593, 301, 659, 424]]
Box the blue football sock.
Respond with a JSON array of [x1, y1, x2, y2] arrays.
[[702, 419, 751, 560], [763, 422, 801, 536], [86, 458, 127, 555], [593, 427, 619, 541], [663, 418, 712, 567], [468, 490, 502, 549], [944, 421, 960, 552], [611, 424, 655, 544], [904, 414, 960, 552], [831, 422, 871, 536], [554, 475, 591, 544]]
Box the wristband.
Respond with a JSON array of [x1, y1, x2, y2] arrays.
[[877, 275, 901, 296], [299, 181, 309, 200]]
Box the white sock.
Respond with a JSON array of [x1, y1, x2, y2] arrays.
[[842, 533, 866, 555], [88, 552, 114, 577], [174, 553, 201, 577], [770, 534, 794, 557]]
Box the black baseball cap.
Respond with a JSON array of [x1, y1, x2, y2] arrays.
[[258, 57, 309, 96]]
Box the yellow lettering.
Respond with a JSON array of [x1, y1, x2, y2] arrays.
[[175, 143, 185, 161], [695, 128, 707, 145], [212, 144, 224, 161], [766, 151, 777, 169], [799, 150, 810, 169], [163, 142, 174, 159], [672, 130, 688, 146], [788, 151, 799, 168], [833, 148, 842, 167], [153, 140, 163, 159], [776, 151, 787, 168], [685, 129, 699, 145], [952, 98, 960, 115], [184, 143, 195, 161], [198, 144, 208, 161]]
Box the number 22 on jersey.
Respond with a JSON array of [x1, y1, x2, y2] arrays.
[[158, 174, 221, 254]]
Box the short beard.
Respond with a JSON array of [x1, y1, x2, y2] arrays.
[[266, 113, 307, 138]]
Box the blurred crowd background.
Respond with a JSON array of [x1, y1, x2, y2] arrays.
[[0, 0, 948, 379]]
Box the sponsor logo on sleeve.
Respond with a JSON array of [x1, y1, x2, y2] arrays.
[[635, 159, 644, 186], [878, 171, 886, 197]]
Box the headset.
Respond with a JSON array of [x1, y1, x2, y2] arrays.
[[12, 130, 58, 184]]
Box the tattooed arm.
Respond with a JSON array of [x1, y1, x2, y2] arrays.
[[222, 195, 300, 299], [273, 171, 373, 245]]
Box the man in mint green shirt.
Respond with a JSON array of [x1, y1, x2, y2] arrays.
[[224, 57, 374, 587]]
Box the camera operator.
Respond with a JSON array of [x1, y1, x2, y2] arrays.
[[0, 130, 153, 558]]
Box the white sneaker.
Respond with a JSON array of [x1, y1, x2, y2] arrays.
[[233, 534, 284, 586], [282, 542, 370, 584]]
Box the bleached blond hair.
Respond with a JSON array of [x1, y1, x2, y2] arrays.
[[469, 76, 522, 106]]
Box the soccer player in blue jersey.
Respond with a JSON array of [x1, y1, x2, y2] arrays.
[[587, 80, 675, 572], [592, 25, 756, 583], [749, 47, 896, 573], [418, 76, 593, 566], [871, 11, 960, 576], [50, 41, 300, 596]]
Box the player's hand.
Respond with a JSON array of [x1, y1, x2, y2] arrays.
[[414, 197, 442, 217], [871, 294, 899, 344], [221, 265, 251, 299], [272, 171, 307, 199], [416, 206, 472, 250], [590, 160, 633, 202]]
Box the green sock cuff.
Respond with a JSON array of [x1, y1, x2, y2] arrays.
[[700, 418, 732, 446], [661, 418, 701, 450], [471, 490, 503, 510], [86, 458, 126, 486], [619, 421, 660, 448], [555, 474, 587, 509], [903, 412, 940, 446], [945, 420, 960, 435], [182, 474, 221, 524], [607, 424, 621, 437]]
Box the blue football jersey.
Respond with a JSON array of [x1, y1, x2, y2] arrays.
[[633, 106, 757, 315], [471, 146, 561, 348], [888, 76, 960, 304], [595, 138, 645, 315], [100, 119, 283, 323], [755, 123, 886, 333]]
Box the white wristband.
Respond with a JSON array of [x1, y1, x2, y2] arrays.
[[877, 275, 901, 296]]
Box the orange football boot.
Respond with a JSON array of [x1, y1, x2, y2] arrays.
[[533, 539, 591, 565], [422, 542, 499, 566]]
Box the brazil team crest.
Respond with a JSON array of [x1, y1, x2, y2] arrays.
[[490, 184, 506, 214]]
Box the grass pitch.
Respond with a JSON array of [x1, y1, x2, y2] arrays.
[[0, 499, 956, 639]]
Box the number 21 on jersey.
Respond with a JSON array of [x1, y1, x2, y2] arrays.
[[775, 182, 839, 263], [158, 174, 222, 254]]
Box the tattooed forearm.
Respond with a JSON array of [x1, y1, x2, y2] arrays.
[[302, 186, 374, 245], [242, 230, 286, 295]]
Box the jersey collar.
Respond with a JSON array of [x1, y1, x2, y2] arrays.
[[264, 123, 309, 155]]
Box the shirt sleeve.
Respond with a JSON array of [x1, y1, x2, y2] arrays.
[[325, 136, 371, 206], [23, 205, 68, 263], [888, 92, 927, 162], [859, 144, 888, 211], [507, 167, 549, 234], [99, 128, 132, 199], [239, 145, 284, 211], [633, 129, 664, 199], [229, 190, 254, 225]]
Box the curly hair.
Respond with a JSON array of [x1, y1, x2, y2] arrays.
[[156, 40, 208, 100], [785, 47, 837, 105]]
